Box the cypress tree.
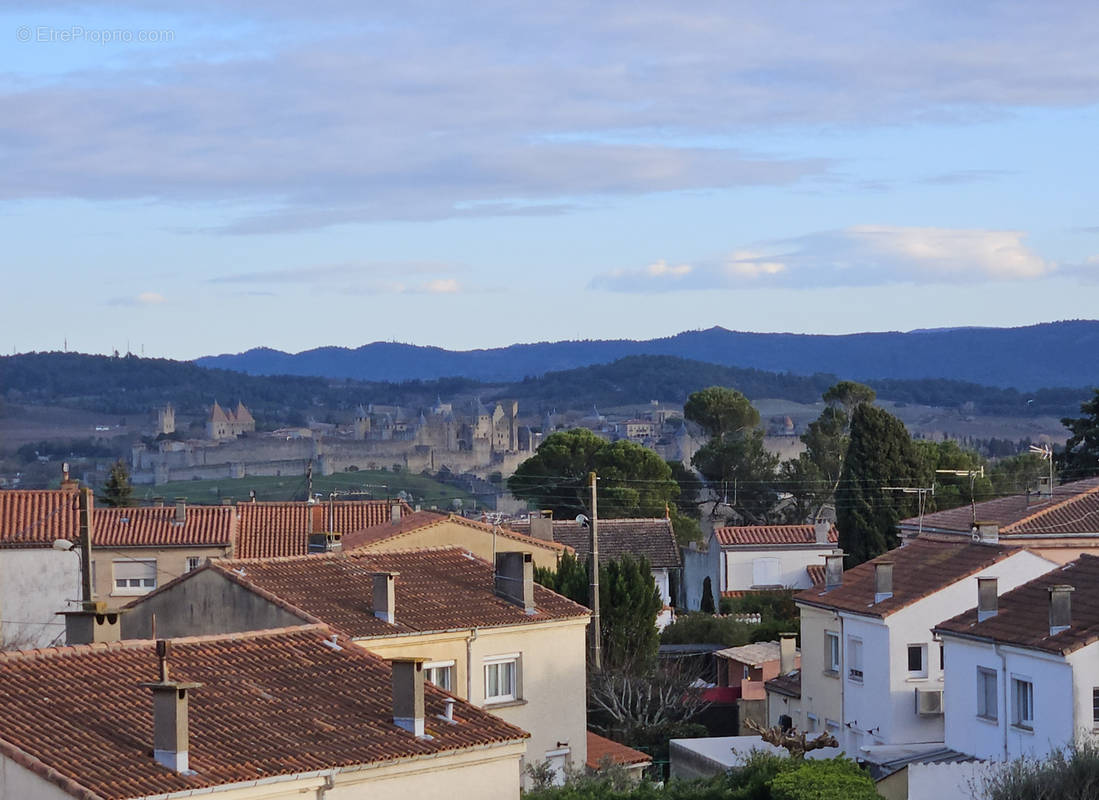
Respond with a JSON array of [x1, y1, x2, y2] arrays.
[[101, 459, 136, 508]]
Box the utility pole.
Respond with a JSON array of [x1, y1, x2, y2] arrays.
[[78, 487, 94, 605], [589, 471, 601, 671]]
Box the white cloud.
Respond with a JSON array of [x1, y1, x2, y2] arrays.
[[107, 291, 166, 306], [419, 278, 461, 294]]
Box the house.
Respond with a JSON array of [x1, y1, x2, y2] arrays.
[[0, 488, 83, 648], [792, 536, 1056, 765], [716, 635, 799, 734], [235, 498, 411, 558], [682, 522, 837, 610], [935, 553, 1099, 762], [120, 547, 591, 784], [0, 625, 528, 799], [899, 476, 1099, 564], [586, 732, 651, 782], [508, 516, 681, 625], [343, 510, 569, 570]]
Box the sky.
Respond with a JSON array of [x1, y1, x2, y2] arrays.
[[2, 1, 1098, 360]]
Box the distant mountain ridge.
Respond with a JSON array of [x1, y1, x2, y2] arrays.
[[197, 321, 1099, 391]]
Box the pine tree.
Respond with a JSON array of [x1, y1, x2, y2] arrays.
[[1060, 388, 1099, 481], [700, 576, 716, 614], [836, 405, 922, 565], [101, 459, 136, 508]]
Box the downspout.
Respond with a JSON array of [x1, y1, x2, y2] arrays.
[[838, 612, 845, 747], [466, 627, 479, 702], [316, 769, 336, 800], [996, 644, 1008, 761]]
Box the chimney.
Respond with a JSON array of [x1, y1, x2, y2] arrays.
[[1049, 585, 1074, 635], [977, 577, 998, 622], [530, 515, 554, 542], [372, 572, 398, 624], [140, 641, 201, 773], [495, 551, 535, 613], [59, 462, 78, 492], [874, 561, 894, 603], [814, 521, 832, 545], [174, 498, 187, 525], [60, 601, 124, 646], [391, 658, 426, 737], [390, 503, 402, 522], [824, 551, 845, 590], [152, 496, 164, 507], [972, 521, 999, 544], [779, 632, 797, 675]]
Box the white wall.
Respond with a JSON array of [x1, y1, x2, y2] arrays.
[[0, 549, 79, 649], [680, 541, 720, 610], [0, 753, 75, 800], [722, 546, 832, 592]]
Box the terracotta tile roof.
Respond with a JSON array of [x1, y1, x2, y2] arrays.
[[935, 553, 1099, 656], [236, 500, 411, 558], [714, 524, 837, 546], [0, 489, 81, 548], [344, 511, 569, 553], [93, 506, 235, 548], [900, 477, 1099, 537], [715, 641, 783, 666], [806, 564, 826, 586], [207, 547, 591, 637], [207, 400, 229, 423], [765, 668, 801, 699], [507, 518, 680, 568], [0, 626, 527, 800], [795, 539, 1021, 618], [586, 732, 651, 770]]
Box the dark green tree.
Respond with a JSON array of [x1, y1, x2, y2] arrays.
[[692, 429, 780, 522], [836, 405, 923, 565], [699, 576, 716, 614], [1060, 388, 1099, 481], [822, 380, 876, 411], [100, 459, 136, 508], [601, 555, 662, 673], [534, 550, 589, 606], [913, 439, 992, 512], [684, 386, 760, 438]]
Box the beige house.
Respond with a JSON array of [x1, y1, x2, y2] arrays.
[[121, 547, 591, 786], [0, 625, 527, 800], [343, 510, 570, 570]]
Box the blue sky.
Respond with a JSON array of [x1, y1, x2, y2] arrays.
[[2, 1, 1098, 360]]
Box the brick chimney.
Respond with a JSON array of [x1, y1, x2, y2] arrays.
[[529, 515, 554, 542], [814, 521, 831, 545], [977, 577, 998, 622], [60, 601, 123, 646], [1049, 585, 1074, 635], [495, 552, 535, 613], [174, 498, 187, 525], [372, 572, 397, 625], [140, 640, 201, 773], [779, 632, 797, 675], [391, 657, 426, 737], [874, 561, 894, 604], [824, 551, 845, 590]]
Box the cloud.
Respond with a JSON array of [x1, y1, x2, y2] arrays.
[[590, 226, 1056, 292], [107, 291, 166, 306], [208, 261, 468, 295]]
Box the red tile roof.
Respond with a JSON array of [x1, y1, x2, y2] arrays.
[[236, 500, 410, 558], [795, 539, 1022, 618], [0, 489, 82, 548], [93, 506, 235, 548], [806, 564, 826, 586], [714, 524, 837, 546], [936, 554, 1099, 655], [201, 547, 590, 637], [0, 626, 527, 800], [506, 518, 679, 568], [901, 477, 1099, 537], [586, 732, 651, 770], [344, 511, 569, 553]]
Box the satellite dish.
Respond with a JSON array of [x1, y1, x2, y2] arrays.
[[575, 514, 589, 526]]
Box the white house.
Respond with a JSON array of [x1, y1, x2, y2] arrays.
[[793, 534, 1056, 765], [935, 553, 1099, 762]]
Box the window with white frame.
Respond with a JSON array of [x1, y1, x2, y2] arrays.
[[977, 668, 998, 720], [424, 660, 455, 692], [484, 654, 519, 703], [907, 644, 928, 678], [1011, 677, 1034, 729], [751, 558, 781, 587], [847, 636, 863, 683], [185, 556, 201, 573], [113, 559, 156, 595], [825, 631, 840, 675]]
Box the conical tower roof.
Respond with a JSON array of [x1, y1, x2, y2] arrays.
[[209, 400, 229, 423]]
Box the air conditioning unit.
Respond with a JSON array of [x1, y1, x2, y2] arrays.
[[915, 688, 944, 716]]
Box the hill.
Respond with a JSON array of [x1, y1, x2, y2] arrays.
[[196, 320, 1099, 391]]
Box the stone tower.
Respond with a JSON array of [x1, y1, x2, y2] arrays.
[[156, 404, 175, 436]]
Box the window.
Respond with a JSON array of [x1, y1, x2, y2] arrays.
[[847, 636, 863, 683], [752, 558, 781, 587], [743, 664, 751, 680], [806, 714, 819, 733], [113, 560, 156, 595], [1093, 688, 1099, 729], [825, 631, 841, 675], [939, 644, 945, 671], [977, 668, 998, 720], [484, 655, 519, 703], [907, 644, 928, 678], [1012, 677, 1034, 729], [185, 556, 201, 573], [425, 660, 455, 692]]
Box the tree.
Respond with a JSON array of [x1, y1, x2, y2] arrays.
[[100, 460, 136, 508], [836, 405, 923, 565], [699, 577, 716, 614], [1060, 388, 1099, 481], [744, 718, 838, 760], [508, 429, 678, 520], [913, 439, 992, 512], [684, 386, 760, 438], [822, 380, 876, 412], [691, 429, 780, 522]]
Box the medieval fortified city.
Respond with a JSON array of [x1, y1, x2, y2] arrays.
[[3, 4, 1099, 800]]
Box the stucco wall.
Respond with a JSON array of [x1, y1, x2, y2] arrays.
[[91, 546, 231, 602], [0, 754, 75, 800], [680, 542, 719, 610], [0, 549, 78, 649], [359, 521, 563, 570], [722, 545, 833, 592], [797, 604, 844, 735]]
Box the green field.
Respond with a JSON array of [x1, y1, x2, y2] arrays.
[[135, 470, 482, 509]]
